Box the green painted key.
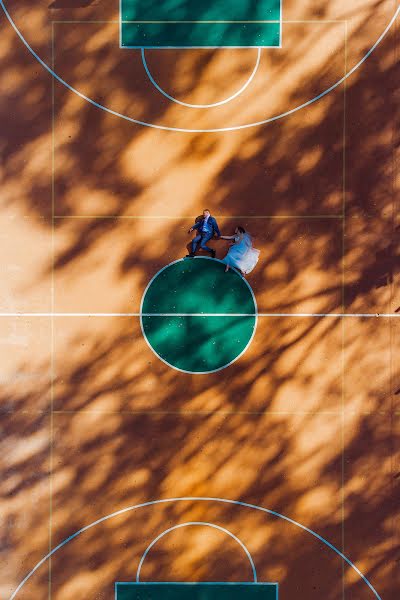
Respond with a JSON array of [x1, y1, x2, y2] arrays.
[[115, 582, 279, 599], [120, 0, 282, 48]]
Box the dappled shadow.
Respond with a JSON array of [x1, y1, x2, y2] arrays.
[[0, 0, 399, 598], [49, 1, 98, 8]]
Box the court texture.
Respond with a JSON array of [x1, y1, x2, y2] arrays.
[[0, 0, 399, 599]]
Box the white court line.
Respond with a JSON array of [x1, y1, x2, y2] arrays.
[[53, 215, 344, 219], [141, 47, 261, 108], [0, 313, 399, 318], [53, 20, 348, 24], [135, 522, 258, 583]]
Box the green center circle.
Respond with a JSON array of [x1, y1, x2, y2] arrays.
[[140, 257, 257, 374]]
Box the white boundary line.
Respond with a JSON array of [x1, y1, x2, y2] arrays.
[[52, 215, 344, 219], [1, 313, 399, 318]]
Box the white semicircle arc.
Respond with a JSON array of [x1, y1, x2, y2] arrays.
[[135, 521, 258, 582], [141, 47, 261, 109]]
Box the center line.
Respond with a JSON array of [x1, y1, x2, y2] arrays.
[[0, 313, 399, 318]]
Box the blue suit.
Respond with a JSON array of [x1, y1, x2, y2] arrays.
[[191, 216, 220, 255]]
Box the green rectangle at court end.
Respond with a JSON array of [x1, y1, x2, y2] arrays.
[[115, 582, 279, 599], [120, 0, 282, 48]]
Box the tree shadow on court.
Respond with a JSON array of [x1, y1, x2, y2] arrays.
[[0, 0, 399, 598], [49, 1, 98, 8]]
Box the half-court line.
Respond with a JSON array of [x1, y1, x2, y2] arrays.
[[1, 312, 400, 318]]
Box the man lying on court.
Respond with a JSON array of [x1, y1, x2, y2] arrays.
[[187, 209, 220, 258]]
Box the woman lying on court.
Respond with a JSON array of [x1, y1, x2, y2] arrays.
[[219, 226, 260, 275]]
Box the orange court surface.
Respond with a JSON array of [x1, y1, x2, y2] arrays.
[[0, 1, 399, 599]]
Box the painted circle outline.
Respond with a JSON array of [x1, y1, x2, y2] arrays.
[[135, 521, 258, 582], [139, 257, 258, 375], [1, 2, 399, 132], [141, 47, 262, 109], [8, 496, 382, 599]]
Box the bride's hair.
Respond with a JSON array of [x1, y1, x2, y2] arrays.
[[237, 226, 246, 234]]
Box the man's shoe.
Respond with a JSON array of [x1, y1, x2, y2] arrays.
[[211, 249, 216, 259], [186, 253, 195, 258]]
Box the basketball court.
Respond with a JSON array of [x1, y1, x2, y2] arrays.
[[0, 1, 399, 599]]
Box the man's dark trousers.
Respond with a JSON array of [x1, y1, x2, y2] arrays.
[[191, 232, 214, 255]]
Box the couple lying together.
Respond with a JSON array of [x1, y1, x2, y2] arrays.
[[186, 209, 260, 275]]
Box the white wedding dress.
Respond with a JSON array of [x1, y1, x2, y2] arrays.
[[222, 233, 260, 274]]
